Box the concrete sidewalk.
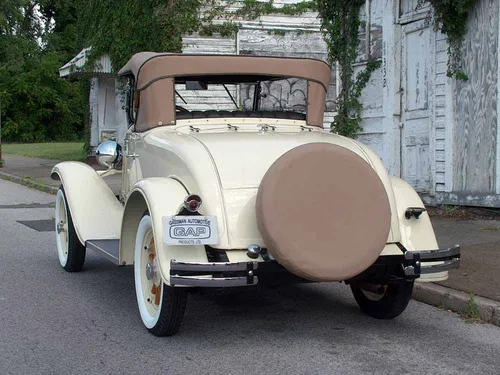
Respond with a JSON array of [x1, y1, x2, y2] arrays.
[[1, 153, 499, 324], [415, 216, 500, 325], [432, 217, 500, 302], [0, 154, 121, 195]]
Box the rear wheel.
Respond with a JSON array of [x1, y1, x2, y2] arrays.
[[134, 214, 187, 336], [55, 187, 86, 272], [350, 281, 414, 319]]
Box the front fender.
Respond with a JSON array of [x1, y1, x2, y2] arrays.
[[51, 162, 123, 244], [120, 178, 208, 285]]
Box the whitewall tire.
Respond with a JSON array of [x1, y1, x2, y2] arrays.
[[55, 187, 86, 272], [134, 213, 187, 336]]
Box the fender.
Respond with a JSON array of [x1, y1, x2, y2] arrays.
[[51, 162, 123, 244], [120, 177, 208, 285], [390, 176, 438, 251], [390, 176, 448, 282]]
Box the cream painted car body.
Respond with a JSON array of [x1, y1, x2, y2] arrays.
[[52, 116, 446, 285]]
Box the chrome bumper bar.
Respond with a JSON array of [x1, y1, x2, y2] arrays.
[[169, 245, 461, 286], [170, 260, 259, 287], [403, 245, 461, 277]]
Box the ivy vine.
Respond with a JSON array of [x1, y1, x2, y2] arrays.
[[317, 0, 381, 138], [417, 0, 478, 80], [200, 0, 316, 36]]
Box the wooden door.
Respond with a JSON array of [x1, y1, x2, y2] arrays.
[[401, 20, 432, 193]]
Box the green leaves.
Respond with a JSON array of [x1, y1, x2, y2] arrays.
[[419, 0, 477, 80], [0, 0, 85, 142], [78, 0, 203, 71], [317, 0, 379, 138]]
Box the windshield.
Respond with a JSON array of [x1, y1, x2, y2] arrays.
[[174, 77, 307, 120]]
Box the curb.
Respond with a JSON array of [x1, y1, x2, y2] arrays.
[[413, 282, 500, 327], [0, 171, 58, 195]]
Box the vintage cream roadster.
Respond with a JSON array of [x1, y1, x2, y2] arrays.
[[52, 53, 460, 336]]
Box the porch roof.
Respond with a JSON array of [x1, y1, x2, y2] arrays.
[[59, 48, 112, 77]]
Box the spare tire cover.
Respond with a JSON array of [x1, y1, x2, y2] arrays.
[[256, 143, 391, 281]]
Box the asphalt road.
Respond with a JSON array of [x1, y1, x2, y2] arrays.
[[1, 179, 500, 375]]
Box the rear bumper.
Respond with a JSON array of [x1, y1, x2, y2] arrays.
[[169, 244, 461, 287], [170, 260, 260, 287], [403, 245, 461, 277]]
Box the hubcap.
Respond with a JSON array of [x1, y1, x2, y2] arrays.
[[361, 285, 387, 301], [146, 262, 157, 281]]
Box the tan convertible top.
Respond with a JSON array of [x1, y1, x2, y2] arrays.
[[118, 53, 331, 131]]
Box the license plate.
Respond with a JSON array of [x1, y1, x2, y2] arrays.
[[162, 216, 218, 245]]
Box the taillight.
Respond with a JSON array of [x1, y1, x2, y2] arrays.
[[184, 194, 202, 212]]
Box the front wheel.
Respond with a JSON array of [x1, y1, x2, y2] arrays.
[[350, 281, 414, 319], [55, 187, 86, 272], [134, 214, 187, 336]]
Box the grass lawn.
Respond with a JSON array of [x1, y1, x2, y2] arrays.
[[2, 142, 86, 161]]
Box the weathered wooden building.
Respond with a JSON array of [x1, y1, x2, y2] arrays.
[[60, 0, 500, 207], [352, 0, 500, 208]]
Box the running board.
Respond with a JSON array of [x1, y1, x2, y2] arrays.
[[86, 239, 120, 265]]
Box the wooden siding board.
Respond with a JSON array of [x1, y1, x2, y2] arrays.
[[435, 74, 447, 86], [436, 51, 447, 64], [435, 128, 445, 140], [436, 183, 446, 192], [435, 97, 446, 107], [435, 118, 446, 129], [238, 29, 328, 54], [453, 0, 499, 194], [436, 173, 445, 184], [436, 39, 447, 53], [435, 84, 445, 97], [436, 150, 445, 162], [435, 61, 447, 74]]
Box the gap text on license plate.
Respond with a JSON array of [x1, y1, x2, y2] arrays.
[[162, 216, 218, 245]]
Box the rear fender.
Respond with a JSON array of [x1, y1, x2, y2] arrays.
[[51, 162, 123, 244], [390, 176, 438, 251], [390, 177, 447, 281], [120, 178, 208, 285]]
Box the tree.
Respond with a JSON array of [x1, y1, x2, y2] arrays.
[[0, 0, 86, 142], [77, 0, 202, 71]]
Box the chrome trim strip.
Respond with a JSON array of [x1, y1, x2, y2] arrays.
[[404, 245, 460, 261], [404, 258, 460, 276], [419, 258, 461, 274], [171, 260, 258, 272], [170, 276, 258, 287]]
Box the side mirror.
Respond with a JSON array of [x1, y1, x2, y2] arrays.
[[96, 141, 122, 169]]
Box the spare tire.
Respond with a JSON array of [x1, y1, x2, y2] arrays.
[[256, 143, 391, 281]]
